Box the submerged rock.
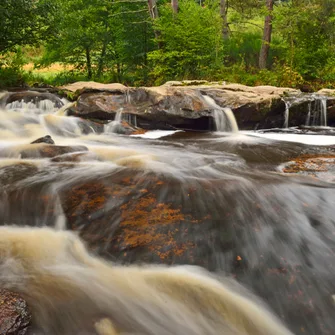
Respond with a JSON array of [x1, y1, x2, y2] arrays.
[[0, 144, 89, 159], [20, 144, 88, 159], [0, 290, 31, 335], [30, 135, 55, 145], [281, 154, 335, 182], [2, 91, 64, 109]]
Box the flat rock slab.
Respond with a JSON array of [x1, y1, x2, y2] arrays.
[[64, 81, 303, 130], [0, 290, 31, 335], [59, 81, 127, 93]]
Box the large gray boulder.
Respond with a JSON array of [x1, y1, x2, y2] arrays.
[[67, 83, 299, 130]]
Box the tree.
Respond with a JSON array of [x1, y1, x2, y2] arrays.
[[275, 0, 335, 79], [220, 0, 229, 40], [259, 0, 274, 69], [148, 0, 223, 83], [0, 0, 56, 54], [41, 0, 153, 82], [171, 0, 179, 14]]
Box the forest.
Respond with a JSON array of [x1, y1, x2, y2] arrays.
[[0, 0, 334, 89]]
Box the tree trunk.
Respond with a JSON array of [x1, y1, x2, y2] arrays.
[[259, 0, 274, 69], [97, 14, 109, 78], [148, 0, 159, 20], [147, 0, 162, 47], [171, 0, 178, 14], [85, 47, 92, 79], [97, 41, 107, 78], [220, 0, 229, 40]]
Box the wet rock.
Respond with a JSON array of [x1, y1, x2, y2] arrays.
[[0, 144, 88, 159], [0, 289, 31, 335], [3, 91, 63, 109], [0, 163, 38, 186], [50, 152, 100, 163], [42, 114, 104, 137], [281, 154, 335, 182], [105, 120, 142, 135], [66, 82, 300, 131], [30, 135, 55, 145], [19, 144, 88, 159]]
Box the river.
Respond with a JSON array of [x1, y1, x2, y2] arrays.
[[0, 94, 334, 335]]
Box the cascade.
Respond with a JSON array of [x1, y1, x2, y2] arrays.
[[202, 95, 239, 132], [306, 95, 328, 127], [305, 103, 311, 126], [282, 99, 291, 128], [6, 99, 59, 114], [1, 88, 335, 335], [104, 109, 124, 133]]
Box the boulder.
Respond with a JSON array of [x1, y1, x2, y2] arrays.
[[3, 91, 63, 109], [0, 144, 88, 159], [57, 81, 335, 130], [20, 144, 89, 159], [30, 135, 55, 145], [0, 290, 31, 335], [317, 89, 335, 97], [67, 82, 300, 131]]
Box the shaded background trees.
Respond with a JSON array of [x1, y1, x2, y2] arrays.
[[0, 0, 334, 88]]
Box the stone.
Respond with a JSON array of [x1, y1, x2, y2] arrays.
[[317, 89, 335, 97], [0, 289, 31, 335], [59, 81, 127, 93], [0, 144, 88, 159], [30, 135, 55, 145], [66, 82, 301, 131], [20, 144, 88, 159], [3, 91, 63, 109]]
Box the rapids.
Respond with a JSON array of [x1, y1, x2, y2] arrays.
[[0, 93, 335, 335]]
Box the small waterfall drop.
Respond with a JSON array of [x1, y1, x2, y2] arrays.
[[115, 109, 123, 123], [306, 95, 328, 127], [319, 96, 327, 127], [202, 95, 239, 132], [104, 109, 124, 133], [305, 103, 311, 126], [282, 100, 291, 128], [6, 99, 59, 114]]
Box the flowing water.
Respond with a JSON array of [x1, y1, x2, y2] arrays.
[[202, 95, 239, 132], [282, 99, 291, 128], [0, 93, 335, 335]]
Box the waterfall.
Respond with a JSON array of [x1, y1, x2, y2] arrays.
[[6, 99, 58, 114], [202, 95, 239, 132], [306, 95, 328, 127], [282, 100, 291, 128], [104, 109, 124, 134], [319, 96, 327, 127], [115, 108, 123, 122], [305, 103, 311, 126]]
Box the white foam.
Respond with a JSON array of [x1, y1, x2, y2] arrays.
[[130, 130, 182, 139], [243, 132, 335, 146]]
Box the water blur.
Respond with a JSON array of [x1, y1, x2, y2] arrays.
[[0, 93, 334, 334]]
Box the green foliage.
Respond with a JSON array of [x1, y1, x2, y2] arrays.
[[0, 0, 335, 89], [148, 0, 223, 84], [0, 48, 28, 88], [38, 0, 153, 81], [0, 0, 57, 54], [274, 0, 335, 79]]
